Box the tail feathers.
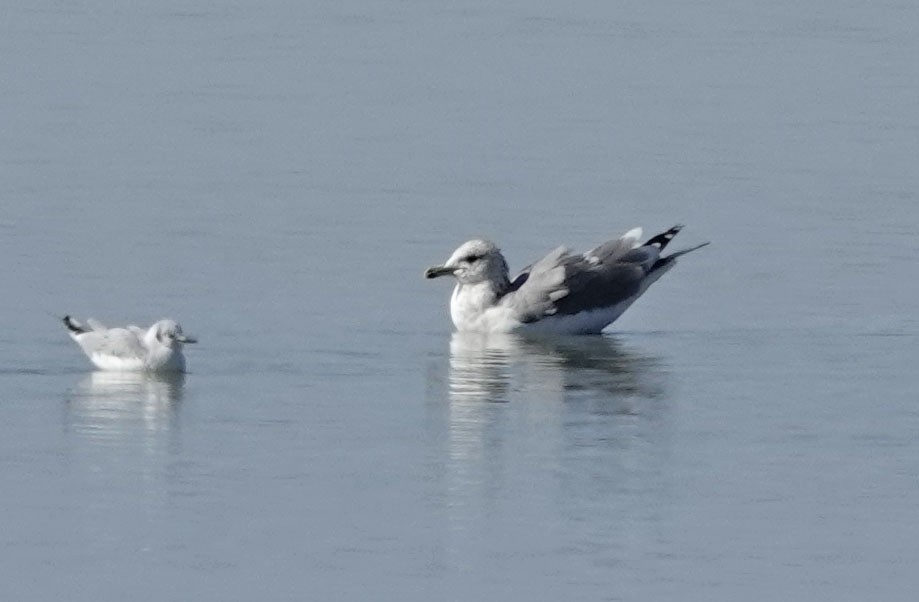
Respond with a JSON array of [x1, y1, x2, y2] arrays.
[[643, 224, 683, 251], [650, 241, 710, 272], [666, 241, 711, 259], [63, 315, 90, 334]]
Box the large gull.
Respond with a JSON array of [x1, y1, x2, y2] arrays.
[[425, 225, 708, 334], [63, 316, 197, 372]]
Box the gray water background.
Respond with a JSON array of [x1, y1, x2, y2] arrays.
[[2, 1, 918, 600]]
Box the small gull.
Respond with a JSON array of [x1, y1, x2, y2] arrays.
[[63, 316, 197, 372], [425, 225, 709, 334]]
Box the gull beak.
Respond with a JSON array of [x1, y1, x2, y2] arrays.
[[176, 334, 197, 344], [424, 265, 456, 279]]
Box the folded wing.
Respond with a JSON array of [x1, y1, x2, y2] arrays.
[[76, 327, 147, 360], [502, 228, 671, 323]]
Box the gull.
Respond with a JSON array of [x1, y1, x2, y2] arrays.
[[63, 316, 197, 372], [424, 225, 709, 334]]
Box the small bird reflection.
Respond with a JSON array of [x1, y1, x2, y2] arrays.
[[66, 371, 185, 445]]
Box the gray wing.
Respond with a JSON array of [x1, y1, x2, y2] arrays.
[[509, 228, 644, 293], [583, 227, 643, 264], [503, 242, 663, 322], [552, 246, 661, 316], [75, 327, 147, 359], [500, 246, 572, 322]]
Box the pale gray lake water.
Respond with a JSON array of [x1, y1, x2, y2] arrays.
[[2, 1, 918, 600]]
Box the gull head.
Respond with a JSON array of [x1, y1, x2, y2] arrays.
[[425, 239, 509, 286], [151, 319, 197, 347]]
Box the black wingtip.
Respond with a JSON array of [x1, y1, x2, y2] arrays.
[[643, 224, 683, 251]]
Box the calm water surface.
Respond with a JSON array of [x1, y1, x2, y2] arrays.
[[2, 1, 918, 600]]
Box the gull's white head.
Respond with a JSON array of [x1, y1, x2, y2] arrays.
[[150, 319, 197, 348], [425, 239, 510, 286]]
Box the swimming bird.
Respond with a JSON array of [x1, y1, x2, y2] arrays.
[[63, 316, 197, 372], [424, 225, 709, 334]]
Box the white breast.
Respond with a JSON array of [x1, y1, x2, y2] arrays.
[[450, 284, 519, 333]]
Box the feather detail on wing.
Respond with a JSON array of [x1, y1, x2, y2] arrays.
[[504, 230, 670, 322], [501, 245, 572, 322], [498, 226, 707, 326], [583, 227, 643, 265], [551, 253, 651, 317], [78, 327, 147, 360]]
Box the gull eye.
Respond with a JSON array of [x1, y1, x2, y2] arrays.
[[465, 254, 482, 263]]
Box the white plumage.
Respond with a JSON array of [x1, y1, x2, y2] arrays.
[[63, 316, 197, 373]]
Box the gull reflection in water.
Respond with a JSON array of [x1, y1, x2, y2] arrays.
[[439, 332, 672, 541], [444, 330, 668, 474], [66, 371, 185, 446], [448, 331, 664, 407]]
